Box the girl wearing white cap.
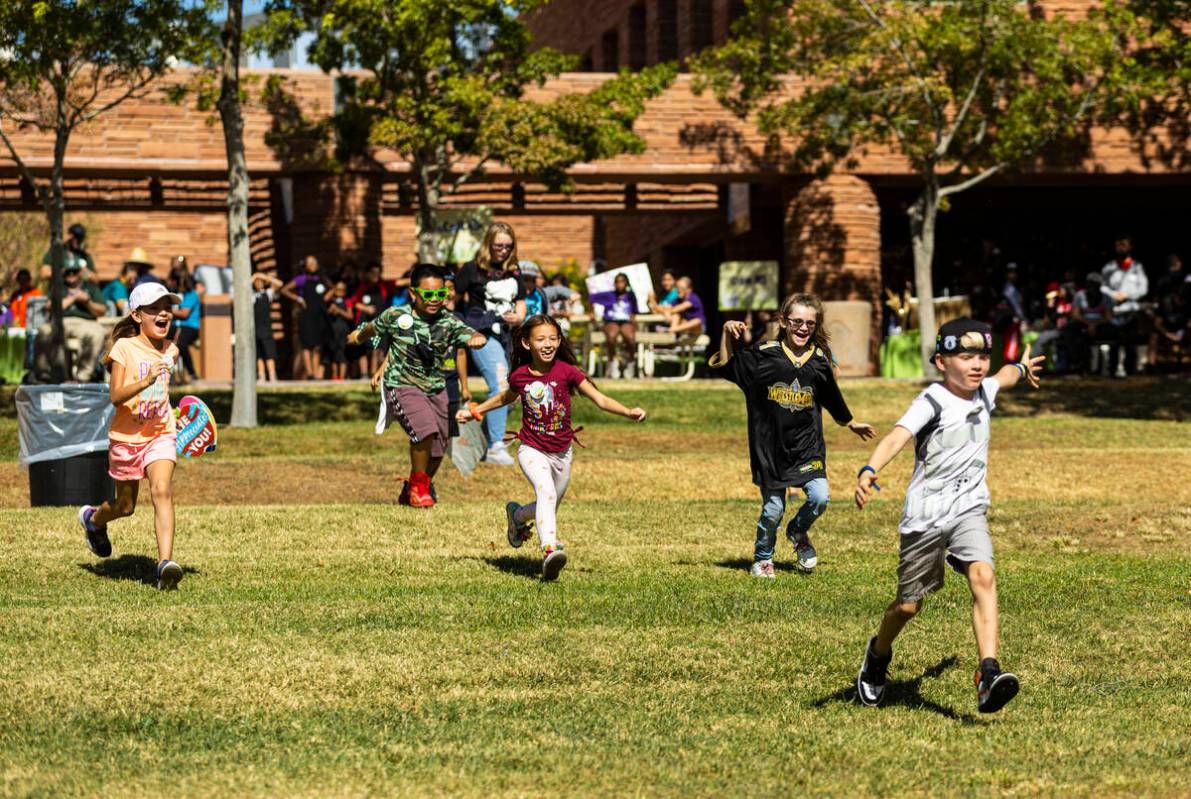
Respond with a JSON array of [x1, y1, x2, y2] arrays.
[[78, 282, 187, 590]]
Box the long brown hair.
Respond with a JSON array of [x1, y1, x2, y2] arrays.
[[779, 292, 833, 362], [103, 312, 143, 370], [476, 221, 518, 272], [511, 314, 579, 372]]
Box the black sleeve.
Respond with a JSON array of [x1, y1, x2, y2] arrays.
[[709, 345, 761, 388], [816, 358, 853, 425], [456, 263, 478, 309]]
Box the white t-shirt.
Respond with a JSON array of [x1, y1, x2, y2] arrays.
[[894, 378, 1000, 533]]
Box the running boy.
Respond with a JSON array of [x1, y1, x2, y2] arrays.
[[348, 264, 485, 507], [459, 314, 646, 580], [854, 318, 1044, 713], [711, 293, 875, 578]]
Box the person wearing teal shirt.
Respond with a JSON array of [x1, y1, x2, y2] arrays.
[[169, 265, 202, 381], [102, 263, 138, 316]]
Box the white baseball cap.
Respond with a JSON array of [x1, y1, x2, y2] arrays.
[[129, 282, 182, 311]]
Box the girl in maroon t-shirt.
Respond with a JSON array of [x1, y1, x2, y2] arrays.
[[460, 314, 646, 580]]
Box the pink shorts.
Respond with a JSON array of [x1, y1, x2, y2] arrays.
[[109, 436, 177, 481]]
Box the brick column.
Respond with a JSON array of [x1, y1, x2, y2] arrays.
[[782, 174, 882, 373], [288, 170, 383, 271]]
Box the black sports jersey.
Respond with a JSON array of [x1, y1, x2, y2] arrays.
[[711, 341, 853, 489]]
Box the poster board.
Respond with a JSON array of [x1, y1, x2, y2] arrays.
[[414, 207, 493, 265], [718, 260, 779, 311], [585, 263, 654, 317]]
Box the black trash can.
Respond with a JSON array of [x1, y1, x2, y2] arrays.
[[16, 384, 115, 508]]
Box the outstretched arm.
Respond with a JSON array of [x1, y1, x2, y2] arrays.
[[855, 425, 914, 509], [576, 379, 646, 421], [717, 319, 747, 363], [994, 342, 1045, 391], [456, 388, 519, 423]]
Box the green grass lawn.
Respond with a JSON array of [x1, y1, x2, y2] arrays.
[[1, 378, 1189, 797]]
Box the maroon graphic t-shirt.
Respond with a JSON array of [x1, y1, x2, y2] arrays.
[[508, 359, 587, 454]]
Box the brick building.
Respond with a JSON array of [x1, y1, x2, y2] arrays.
[[1, 0, 1185, 373]]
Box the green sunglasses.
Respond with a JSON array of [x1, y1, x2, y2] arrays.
[[413, 287, 450, 301]]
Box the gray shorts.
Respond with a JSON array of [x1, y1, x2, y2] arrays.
[[896, 513, 994, 603], [384, 386, 449, 458]]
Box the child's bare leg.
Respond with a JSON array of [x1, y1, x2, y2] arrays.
[[409, 436, 435, 474], [265, 359, 276, 381], [874, 599, 921, 656], [145, 460, 176, 563], [427, 455, 444, 479], [964, 561, 999, 660], [91, 480, 139, 527]]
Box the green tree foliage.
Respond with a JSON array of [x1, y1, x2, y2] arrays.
[[0, 0, 210, 381], [260, 0, 676, 259], [1116, 0, 1191, 169], [693, 0, 1138, 371]]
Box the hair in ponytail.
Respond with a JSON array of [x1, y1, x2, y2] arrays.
[[103, 313, 142, 370]]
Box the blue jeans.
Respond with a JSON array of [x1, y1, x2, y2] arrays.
[[755, 478, 829, 562], [472, 335, 510, 448]]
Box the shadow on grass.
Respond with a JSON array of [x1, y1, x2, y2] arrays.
[[711, 558, 804, 574], [79, 554, 200, 586], [473, 555, 543, 580], [812, 655, 979, 723], [998, 376, 1189, 421]]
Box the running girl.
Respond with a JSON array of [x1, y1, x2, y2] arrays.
[[711, 293, 875, 578], [459, 314, 646, 580], [78, 282, 186, 590]]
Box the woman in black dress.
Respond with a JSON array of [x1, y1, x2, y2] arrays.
[[282, 255, 330, 379]]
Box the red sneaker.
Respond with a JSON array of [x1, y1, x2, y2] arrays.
[[408, 472, 435, 508]]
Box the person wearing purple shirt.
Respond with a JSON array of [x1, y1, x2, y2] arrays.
[[590, 272, 641, 378], [667, 276, 706, 337]]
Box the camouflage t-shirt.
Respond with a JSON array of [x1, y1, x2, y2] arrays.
[[362, 307, 476, 393]]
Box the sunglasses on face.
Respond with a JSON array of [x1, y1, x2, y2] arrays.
[[491, 243, 513, 251], [785, 317, 817, 330], [413, 288, 450, 302]]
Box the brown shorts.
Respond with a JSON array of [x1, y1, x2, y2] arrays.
[[384, 386, 449, 458]]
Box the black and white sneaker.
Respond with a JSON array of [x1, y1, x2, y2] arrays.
[[790, 531, 818, 572], [975, 658, 1019, 714], [857, 636, 891, 707], [156, 560, 184, 591], [78, 505, 111, 558], [541, 546, 567, 581], [506, 502, 533, 548]]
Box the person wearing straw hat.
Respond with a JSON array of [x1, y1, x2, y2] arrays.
[[126, 248, 162, 287]]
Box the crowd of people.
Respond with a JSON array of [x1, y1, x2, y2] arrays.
[[987, 236, 1190, 377]]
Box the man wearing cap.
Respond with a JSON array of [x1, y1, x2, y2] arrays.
[[39, 223, 96, 291], [33, 260, 107, 382], [517, 260, 550, 317]]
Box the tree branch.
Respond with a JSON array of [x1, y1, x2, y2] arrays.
[[78, 72, 158, 123], [937, 2, 990, 159], [0, 120, 50, 210], [938, 162, 1003, 197], [856, 0, 943, 145], [447, 156, 490, 197]]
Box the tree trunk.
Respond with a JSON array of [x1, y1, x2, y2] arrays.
[[414, 159, 439, 263], [219, 0, 257, 427], [46, 127, 70, 383], [908, 181, 941, 376]]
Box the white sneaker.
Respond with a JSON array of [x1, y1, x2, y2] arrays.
[[542, 546, 568, 581], [623, 360, 636, 379], [608, 360, 622, 379], [750, 560, 776, 579], [486, 442, 514, 466]]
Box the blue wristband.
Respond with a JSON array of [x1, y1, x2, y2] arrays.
[[1012, 362, 1027, 377], [858, 465, 877, 478]]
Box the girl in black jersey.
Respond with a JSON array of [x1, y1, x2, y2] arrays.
[[711, 293, 875, 578]]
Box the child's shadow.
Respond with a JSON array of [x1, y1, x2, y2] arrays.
[[80, 555, 200, 586], [712, 558, 801, 574], [812, 655, 979, 723], [474, 555, 543, 580]]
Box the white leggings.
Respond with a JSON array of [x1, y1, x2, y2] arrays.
[[513, 444, 573, 549]]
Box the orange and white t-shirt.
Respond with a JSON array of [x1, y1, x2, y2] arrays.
[[108, 335, 179, 444]]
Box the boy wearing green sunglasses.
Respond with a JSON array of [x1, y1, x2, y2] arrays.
[[348, 264, 486, 507]]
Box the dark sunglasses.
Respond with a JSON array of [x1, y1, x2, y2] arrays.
[[785, 317, 817, 330], [413, 288, 450, 301]]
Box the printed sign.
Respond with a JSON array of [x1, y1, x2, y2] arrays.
[[718, 260, 779, 311], [176, 395, 218, 458], [585, 263, 653, 318]]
